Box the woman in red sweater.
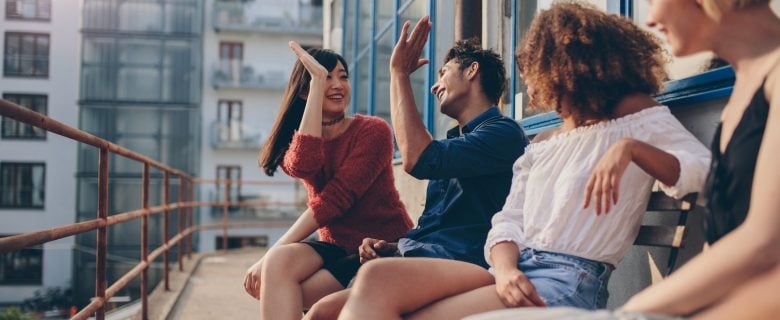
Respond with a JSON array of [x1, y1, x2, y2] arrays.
[[242, 41, 413, 319]]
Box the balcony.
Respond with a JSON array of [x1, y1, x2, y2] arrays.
[[210, 120, 263, 150], [211, 60, 287, 90], [212, 1, 323, 36]]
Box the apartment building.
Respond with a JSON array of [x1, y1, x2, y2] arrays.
[[0, 0, 80, 306]]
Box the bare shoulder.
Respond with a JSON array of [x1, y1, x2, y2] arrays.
[[531, 127, 560, 143], [764, 49, 780, 108]]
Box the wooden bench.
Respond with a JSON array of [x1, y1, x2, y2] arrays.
[[634, 190, 698, 276]]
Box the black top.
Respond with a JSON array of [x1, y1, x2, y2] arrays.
[[703, 83, 770, 243]]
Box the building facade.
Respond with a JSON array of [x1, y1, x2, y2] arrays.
[[73, 0, 203, 308], [198, 0, 322, 252], [0, 0, 80, 306], [324, 0, 779, 308]]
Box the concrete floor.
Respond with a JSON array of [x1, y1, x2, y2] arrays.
[[168, 249, 266, 320]]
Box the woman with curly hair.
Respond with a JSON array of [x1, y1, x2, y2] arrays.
[[336, 2, 711, 319]]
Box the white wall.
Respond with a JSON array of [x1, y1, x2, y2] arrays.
[[0, 0, 81, 303], [199, 0, 322, 252]]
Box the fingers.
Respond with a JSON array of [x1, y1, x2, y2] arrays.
[[359, 238, 378, 263], [288, 41, 306, 57], [517, 280, 546, 307], [612, 175, 620, 205], [583, 174, 595, 209], [601, 176, 611, 214], [398, 21, 411, 44], [415, 59, 430, 70], [408, 16, 431, 47]]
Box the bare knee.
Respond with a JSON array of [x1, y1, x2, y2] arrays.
[[305, 297, 344, 320], [262, 244, 318, 282]]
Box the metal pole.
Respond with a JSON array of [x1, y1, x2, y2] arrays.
[[223, 168, 230, 251], [178, 176, 184, 271], [187, 179, 194, 258], [141, 163, 149, 320], [95, 148, 109, 320], [163, 171, 170, 290]]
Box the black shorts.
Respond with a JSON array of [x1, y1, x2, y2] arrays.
[[301, 240, 361, 288]]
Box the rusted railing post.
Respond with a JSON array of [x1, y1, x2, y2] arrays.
[[141, 163, 149, 320], [163, 171, 170, 290], [223, 168, 231, 251], [178, 176, 185, 272], [187, 179, 194, 259], [95, 148, 109, 320]]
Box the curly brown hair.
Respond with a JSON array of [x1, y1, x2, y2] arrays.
[[516, 1, 667, 123]]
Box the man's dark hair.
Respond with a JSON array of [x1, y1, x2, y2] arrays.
[[444, 38, 507, 105]]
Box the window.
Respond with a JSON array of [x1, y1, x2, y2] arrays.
[[217, 100, 243, 142], [3, 32, 49, 77], [219, 42, 243, 81], [216, 165, 241, 203], [2, 93, 47, 139], [219, 41, 243, 61], [0, 236, 42, 285], [0, 162, 45, 208], [5, 0, 51, 21]]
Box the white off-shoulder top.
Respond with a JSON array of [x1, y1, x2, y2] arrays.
[[485, 106, 711, 267]]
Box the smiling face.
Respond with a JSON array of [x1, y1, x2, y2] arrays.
[[320, 61, 351, 116], [645, 0, 717, 56], [430, 60, 471, 118]]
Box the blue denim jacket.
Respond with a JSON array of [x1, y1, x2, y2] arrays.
[[399, 107, 528, 268]]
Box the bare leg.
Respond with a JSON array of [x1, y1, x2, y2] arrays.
[[694, 264, 780, 320], [301, 270, 345, 308], [338, 258, 495, 320], [407, 285, 507, 319], [304, 289, 351, 320], [261, 243, 337, 320]]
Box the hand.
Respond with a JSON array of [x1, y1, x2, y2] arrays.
[[289, 41, 328, 82], [583, 139, 635, 215], [358, 238, 398, 263], [390, 16, 432, 75], [243, 257, 264, 300], [494, 267, 546, 307]]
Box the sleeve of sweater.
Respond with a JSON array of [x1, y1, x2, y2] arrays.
[[308, 119, 396, 226], [281, 133, 326, 179]]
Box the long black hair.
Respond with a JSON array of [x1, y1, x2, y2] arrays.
[[258, 48, 349, 176]]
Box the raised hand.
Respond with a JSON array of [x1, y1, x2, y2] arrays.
[[390, 16, 432, 75], [583, 139, 634, 215], [289, 40, 328, 81]]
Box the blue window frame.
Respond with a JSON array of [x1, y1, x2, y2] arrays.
[[340, 0, 437, 134], [339, 0, 736, 137]]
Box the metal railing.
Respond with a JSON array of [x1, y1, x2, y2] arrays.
[[212, 1, 322, 36], [210, 120, 264, 149], [0, 99, 302, 320], [211, 60, 287, 90]]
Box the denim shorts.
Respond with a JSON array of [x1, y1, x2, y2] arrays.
[[517, 248, 613, 309]]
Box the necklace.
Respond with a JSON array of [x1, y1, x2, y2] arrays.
[[322, 114, 345, 127]]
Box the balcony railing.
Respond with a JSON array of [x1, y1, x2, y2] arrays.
[[212, 1, 322, 36], [0, 99, 303, 320], [210, 120, 263, 149], [211, 60, 287, 90]]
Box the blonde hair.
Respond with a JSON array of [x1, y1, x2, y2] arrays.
[[701, 0, 771, 19]]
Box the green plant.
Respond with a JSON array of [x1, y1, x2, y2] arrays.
[[21, 287, 72, 313], [0, 307, 35, 320]]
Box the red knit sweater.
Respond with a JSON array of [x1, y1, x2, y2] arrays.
[[282, 115, 413, 254]]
